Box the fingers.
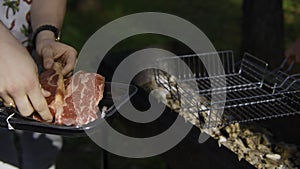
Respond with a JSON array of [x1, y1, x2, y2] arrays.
[[42, 49, 54, 69], [53, 45, 77, 75], [27, 86, 53, 122], [0, 94, 15, 107], [40, 42, 77, 74], [41, 88, 51, 97], [62, 54, 77, 75], [12, 93, 34, 117], [64, 71, 73, 78], [1, 85, 52, 122]]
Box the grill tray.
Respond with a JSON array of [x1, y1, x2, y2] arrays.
[[154, 50, 300, 128], [0, 82, 137, 137]]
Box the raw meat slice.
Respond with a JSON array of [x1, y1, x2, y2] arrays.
[[36, 63, 105, 126], [57, 71, 105, 126], [38, 63, 66, 117]]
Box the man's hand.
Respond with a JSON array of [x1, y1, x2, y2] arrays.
[[0, 40, 53, 122], [35, 31, 77, 75]]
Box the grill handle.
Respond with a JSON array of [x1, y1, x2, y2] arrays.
[[270, 58, 295, 74], [273, 73, 300, 92]]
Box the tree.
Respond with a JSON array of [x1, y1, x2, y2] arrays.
[[242, 0, 284, 68]]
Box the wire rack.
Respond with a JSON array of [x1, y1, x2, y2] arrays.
[[154, 50, 300, 128]]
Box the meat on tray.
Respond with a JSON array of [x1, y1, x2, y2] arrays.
[[35, 62, 105, 126]]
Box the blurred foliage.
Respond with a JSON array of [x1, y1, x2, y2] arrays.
[[62, 0, 242, 54], [283, 0, 300, 47], [62, 0, 300, 54]]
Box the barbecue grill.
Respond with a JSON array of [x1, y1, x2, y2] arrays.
[[154, 50, 300, 128]]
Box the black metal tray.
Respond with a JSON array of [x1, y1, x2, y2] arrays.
[[0, 82, 137, 137]]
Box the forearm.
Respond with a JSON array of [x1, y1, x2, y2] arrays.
[[0, 20, 52, 121], [0, 21, 27, 55], [0, 21, 21, 46], [31, 0, 67, 41], [30, 0, 77, 74], [31, 0, 67, 30]]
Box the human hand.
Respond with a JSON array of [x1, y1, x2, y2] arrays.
[[36, 31, 77, 75], [0, 41, 53, 122], [285, 36, 300, 64]]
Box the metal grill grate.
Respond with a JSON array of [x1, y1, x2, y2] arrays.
[[154, 50, 300, 128]]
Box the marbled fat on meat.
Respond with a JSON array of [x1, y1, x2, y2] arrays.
[[58, 71, 104, 126], [38, 68, 105, 126]]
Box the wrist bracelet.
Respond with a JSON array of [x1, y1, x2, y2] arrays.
[[32, 25, 61, 49]]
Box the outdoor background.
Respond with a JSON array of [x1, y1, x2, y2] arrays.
[[56, 0, 300, 169], [62, 0, 300, 64]]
